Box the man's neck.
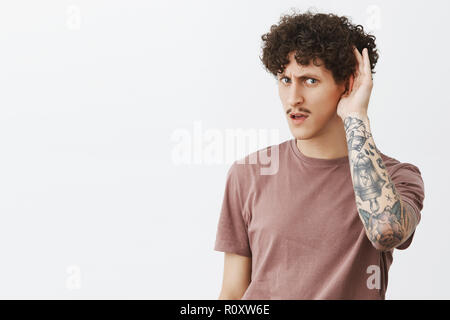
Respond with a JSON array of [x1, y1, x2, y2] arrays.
[[296, 115, 348, 160]]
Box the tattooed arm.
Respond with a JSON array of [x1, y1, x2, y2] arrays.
[[343, 112, 419, 252]]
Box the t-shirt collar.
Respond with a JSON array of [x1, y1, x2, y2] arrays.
[[290, 138, 350, 167]]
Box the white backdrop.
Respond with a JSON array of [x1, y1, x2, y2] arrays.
[[0, 0, 448, 299]]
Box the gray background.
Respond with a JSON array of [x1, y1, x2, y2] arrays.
[[0, 0, 447, 299]]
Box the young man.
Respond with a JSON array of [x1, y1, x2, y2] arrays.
[[214, 11, 425, 299]]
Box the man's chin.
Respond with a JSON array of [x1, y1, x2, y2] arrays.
[[290, 127, 316, 140], [294, 135, 314, 141]]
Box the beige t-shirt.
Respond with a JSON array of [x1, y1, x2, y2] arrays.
[[214, 138, 425, 299]]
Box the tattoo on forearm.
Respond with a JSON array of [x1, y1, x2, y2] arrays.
[[343, 113, 418, 250], [376, 158, 385, 169], [352, 152, 386, 212], [344, 117, 371, 152]]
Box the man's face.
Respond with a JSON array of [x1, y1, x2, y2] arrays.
[[278, 51, 347, 140]]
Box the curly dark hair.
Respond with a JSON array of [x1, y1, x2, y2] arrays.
[[260, 8, 379, 86]]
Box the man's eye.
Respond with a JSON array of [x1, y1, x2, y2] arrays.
[[280, 77, 289, 84], [279, 77, 318, 85]]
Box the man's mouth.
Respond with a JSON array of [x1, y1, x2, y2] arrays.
[[290, 112, 309, 119]]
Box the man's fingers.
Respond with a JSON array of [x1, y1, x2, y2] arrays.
[[353, 46, 364, 75], [363, 48, 373, 80]]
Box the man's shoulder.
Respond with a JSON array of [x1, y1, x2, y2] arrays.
[[231, 139, 291, 176]]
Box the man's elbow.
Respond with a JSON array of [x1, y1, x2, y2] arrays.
[[371, 240, 397, 252], [370, 231, 409, 252]]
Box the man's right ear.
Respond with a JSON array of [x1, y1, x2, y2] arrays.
[[341, 80, 350, 97], [345, 74, 355, 96]]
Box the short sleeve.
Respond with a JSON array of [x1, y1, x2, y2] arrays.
[[389, 163, 425, 250], [214, 161, 252, 258]]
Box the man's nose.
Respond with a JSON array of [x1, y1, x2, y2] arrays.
[[287, 83, 304, 107]]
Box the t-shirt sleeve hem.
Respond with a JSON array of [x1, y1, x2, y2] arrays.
[[214, 239, 252, 258], [395, 197, 421, 250], [401, 196, 421, 224]]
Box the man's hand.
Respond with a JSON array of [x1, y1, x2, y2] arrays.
[[337, 46, 373, 119]]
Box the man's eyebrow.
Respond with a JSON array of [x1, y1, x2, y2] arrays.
[[278, 72, 320, 78]]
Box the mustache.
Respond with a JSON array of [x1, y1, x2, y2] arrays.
[[286, 107, 311, 115]]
